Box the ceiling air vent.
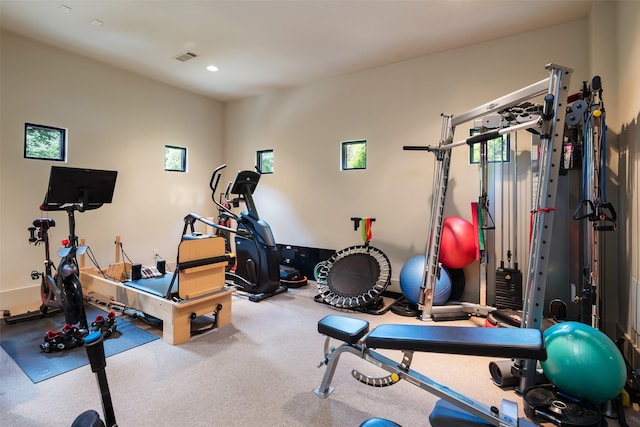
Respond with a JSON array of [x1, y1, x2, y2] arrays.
[[173, 51, 198, 62]]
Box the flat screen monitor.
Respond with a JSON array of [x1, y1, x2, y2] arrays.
[[42, 166, 118, 208]]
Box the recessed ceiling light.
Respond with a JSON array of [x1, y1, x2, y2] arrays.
[[57, 5, 71, 14], [206, 65, 219, 72], [90, 19, 103, 27]]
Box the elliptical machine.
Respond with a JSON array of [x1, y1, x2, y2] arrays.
[[209, 164, 287, 302]]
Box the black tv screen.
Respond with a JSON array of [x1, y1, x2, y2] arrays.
[[42, 166, 118, 207]]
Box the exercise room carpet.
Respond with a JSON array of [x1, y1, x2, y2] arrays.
[[2, 287, 638, 426], [0, 305, 159, 383]]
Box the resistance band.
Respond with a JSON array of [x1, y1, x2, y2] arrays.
[[573, 101, 616, 230], [529, 208, 556, 247], [471, 202, 481, 260], [361, 217, 373, 243]]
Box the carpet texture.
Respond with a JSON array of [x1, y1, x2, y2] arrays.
[[1, 287, 638, 426], [0, 305, 159, 383]]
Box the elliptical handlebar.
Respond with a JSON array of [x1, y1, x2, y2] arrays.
[[210, 164, 239, 220], [209, 164, 226, 193], [224, 182, 233, 205]]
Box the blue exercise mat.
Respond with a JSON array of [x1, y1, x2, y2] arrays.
[[0, 305, 159, 383]]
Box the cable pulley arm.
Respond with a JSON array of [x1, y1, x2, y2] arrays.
[[427, 117, 542, 152]]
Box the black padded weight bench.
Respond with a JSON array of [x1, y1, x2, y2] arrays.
[[315, 315, 546, 427]]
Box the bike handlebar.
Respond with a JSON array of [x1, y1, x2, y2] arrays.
[[40, 202, 103, 212]]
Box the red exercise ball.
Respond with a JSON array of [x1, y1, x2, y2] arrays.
[[439, 217, 477, 269]]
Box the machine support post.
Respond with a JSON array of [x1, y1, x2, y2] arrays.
[[417, 115, 453, 319], [519, 64, 572, 390]]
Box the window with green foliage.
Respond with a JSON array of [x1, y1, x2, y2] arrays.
[[257, 149, 274, 174], [341, 140, 367, 170], [468, 130, 510, 164], [164, 145, 187, 172], [24, 123, 67, 161]]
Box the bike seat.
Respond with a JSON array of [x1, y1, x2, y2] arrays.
[[33, 218, 55, 228]]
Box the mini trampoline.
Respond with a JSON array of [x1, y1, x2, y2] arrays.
[[315, 244, 391, 309]]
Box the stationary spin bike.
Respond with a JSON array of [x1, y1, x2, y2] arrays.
[[38, 203, 92, 331], [208, 164, 287, 302], [38, 166, 118, 333]]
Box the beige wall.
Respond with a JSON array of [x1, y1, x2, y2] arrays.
[[224, 19, 590, 303], [0, 31, 224, 308], [615, 0, 640, 356]]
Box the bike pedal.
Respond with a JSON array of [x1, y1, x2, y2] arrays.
[[90, 311, 118, 338], [39, 326, 84, 352]]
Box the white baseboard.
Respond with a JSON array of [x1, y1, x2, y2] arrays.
[[0, 285, 42, 316]]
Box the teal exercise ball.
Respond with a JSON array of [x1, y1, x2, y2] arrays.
[[541, 321, 626, 403], [399, 255, 452, 306]]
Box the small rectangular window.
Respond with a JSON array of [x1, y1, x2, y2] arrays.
[[24, 123, 67, 161], [341, 140, 367, 170], [165, 145, 187, 172], [257, 149, 274, 174], [468, 130, 510, 164]]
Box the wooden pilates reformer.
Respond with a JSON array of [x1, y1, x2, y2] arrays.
[[315, 315, 544, 426], [81, 235, 234, 345]]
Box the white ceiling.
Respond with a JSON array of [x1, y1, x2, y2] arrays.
[[0, 0, 594, 102]]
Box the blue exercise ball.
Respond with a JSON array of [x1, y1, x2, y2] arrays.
[[541, 321, 626, 403], [399, 255, 452, 306]]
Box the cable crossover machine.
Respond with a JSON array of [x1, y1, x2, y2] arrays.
[[315, 64, 574, 427]]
